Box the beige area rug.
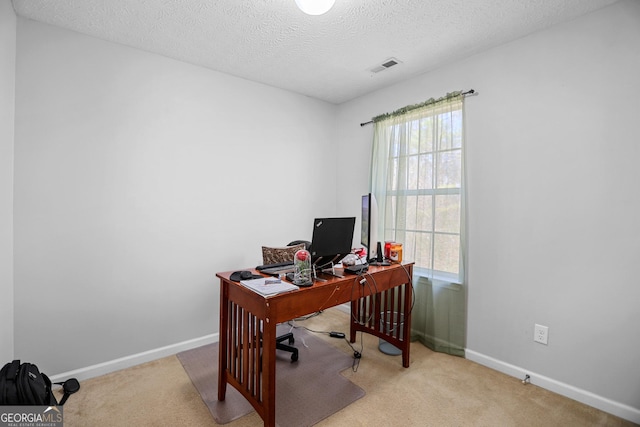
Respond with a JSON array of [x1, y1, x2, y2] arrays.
[[177, 326, 364, 427]]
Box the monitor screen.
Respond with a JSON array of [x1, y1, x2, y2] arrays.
[[361, 194, 370, 249], [310, 217, 356, 266], [361, 193, 379, 260]]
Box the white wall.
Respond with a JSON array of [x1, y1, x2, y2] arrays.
[[13, 19, 338, 375], [9, 1, 640, 422], [335, 0, 640, 422], [0, 0, 16, 363]]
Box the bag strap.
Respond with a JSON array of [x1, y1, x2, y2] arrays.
[[54, 378, 80, 405], [41, 372, 58, 406], [7, 360, 20, 378]]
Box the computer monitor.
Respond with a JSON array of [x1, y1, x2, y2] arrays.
[[361, 193, 380, 262], [309, 217, 356, 268]]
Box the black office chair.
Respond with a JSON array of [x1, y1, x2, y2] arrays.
[[260, 240, 311, 363]]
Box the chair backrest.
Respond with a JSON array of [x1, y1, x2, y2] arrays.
[[261, 243, 306, 265], [287, 240, 311, 251]]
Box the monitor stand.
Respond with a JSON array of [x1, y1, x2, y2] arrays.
[[313, 263, 343, 279]]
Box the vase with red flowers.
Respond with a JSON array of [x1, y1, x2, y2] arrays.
[[293, 249, 313, 286]]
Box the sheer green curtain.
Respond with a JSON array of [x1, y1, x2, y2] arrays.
[[371, 93, 466, 356]]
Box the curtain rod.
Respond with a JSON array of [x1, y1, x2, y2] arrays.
[[359, 89, 475, 127]]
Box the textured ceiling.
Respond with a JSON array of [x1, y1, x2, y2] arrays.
[[12, 0, 619, 104]]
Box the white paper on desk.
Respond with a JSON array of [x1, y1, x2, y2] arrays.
[[239, 278, 299, 296]]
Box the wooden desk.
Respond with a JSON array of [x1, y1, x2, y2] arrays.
[[216, 263, 413, 427]]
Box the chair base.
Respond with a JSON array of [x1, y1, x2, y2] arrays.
[[276, 332, 298, 362]]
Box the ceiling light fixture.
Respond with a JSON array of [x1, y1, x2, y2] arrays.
[[295, 0, 335, 15]]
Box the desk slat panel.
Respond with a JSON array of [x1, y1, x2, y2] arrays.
[[241, 310, 249, 389], [230, 302, 238, 377], [249, 315, 258, 398], [224, 298, 267, 417], [352, 282, 410, 360]]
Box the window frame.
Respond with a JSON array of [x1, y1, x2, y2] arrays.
[[376, 101, 463, 283]]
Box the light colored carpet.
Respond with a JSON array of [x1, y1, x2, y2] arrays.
[[58, 308, 636, 426], [176, 325, 364, 426]]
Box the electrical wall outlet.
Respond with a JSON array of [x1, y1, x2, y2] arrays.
[[534, 324, 549, 345]]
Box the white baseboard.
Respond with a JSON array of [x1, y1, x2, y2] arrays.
[[50, 306, 353, 385], [50, 318, 639, 424], [465, 349, 640, 425], [49, 333, 219, 384]]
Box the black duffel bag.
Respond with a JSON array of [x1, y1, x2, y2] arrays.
[[0, 360, 79, 406]]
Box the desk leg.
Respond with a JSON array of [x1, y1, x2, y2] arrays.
[[217, 287, 275, 426], [262, 318, 277, 427], [218, 282, 229, 401], [402, 280, 412, 368]]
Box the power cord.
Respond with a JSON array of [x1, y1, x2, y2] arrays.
[[286, 262, 415, 372], [288, 317, 364, 371], [344, 332, 364, 372], [384, 259, 416, 318], [350, 271, 378, 326]]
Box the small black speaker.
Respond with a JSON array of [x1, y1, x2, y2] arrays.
[[376, 242, 383, 262]]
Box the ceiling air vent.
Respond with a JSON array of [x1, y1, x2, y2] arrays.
[[370, 57, 402, 73]]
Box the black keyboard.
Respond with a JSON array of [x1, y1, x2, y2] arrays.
[[261, 266, 295, 275], [256, 261, 295, 276], [256, 261, 294, 271]]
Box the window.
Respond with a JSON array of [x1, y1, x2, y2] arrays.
[[372, 95, 464, 282]]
